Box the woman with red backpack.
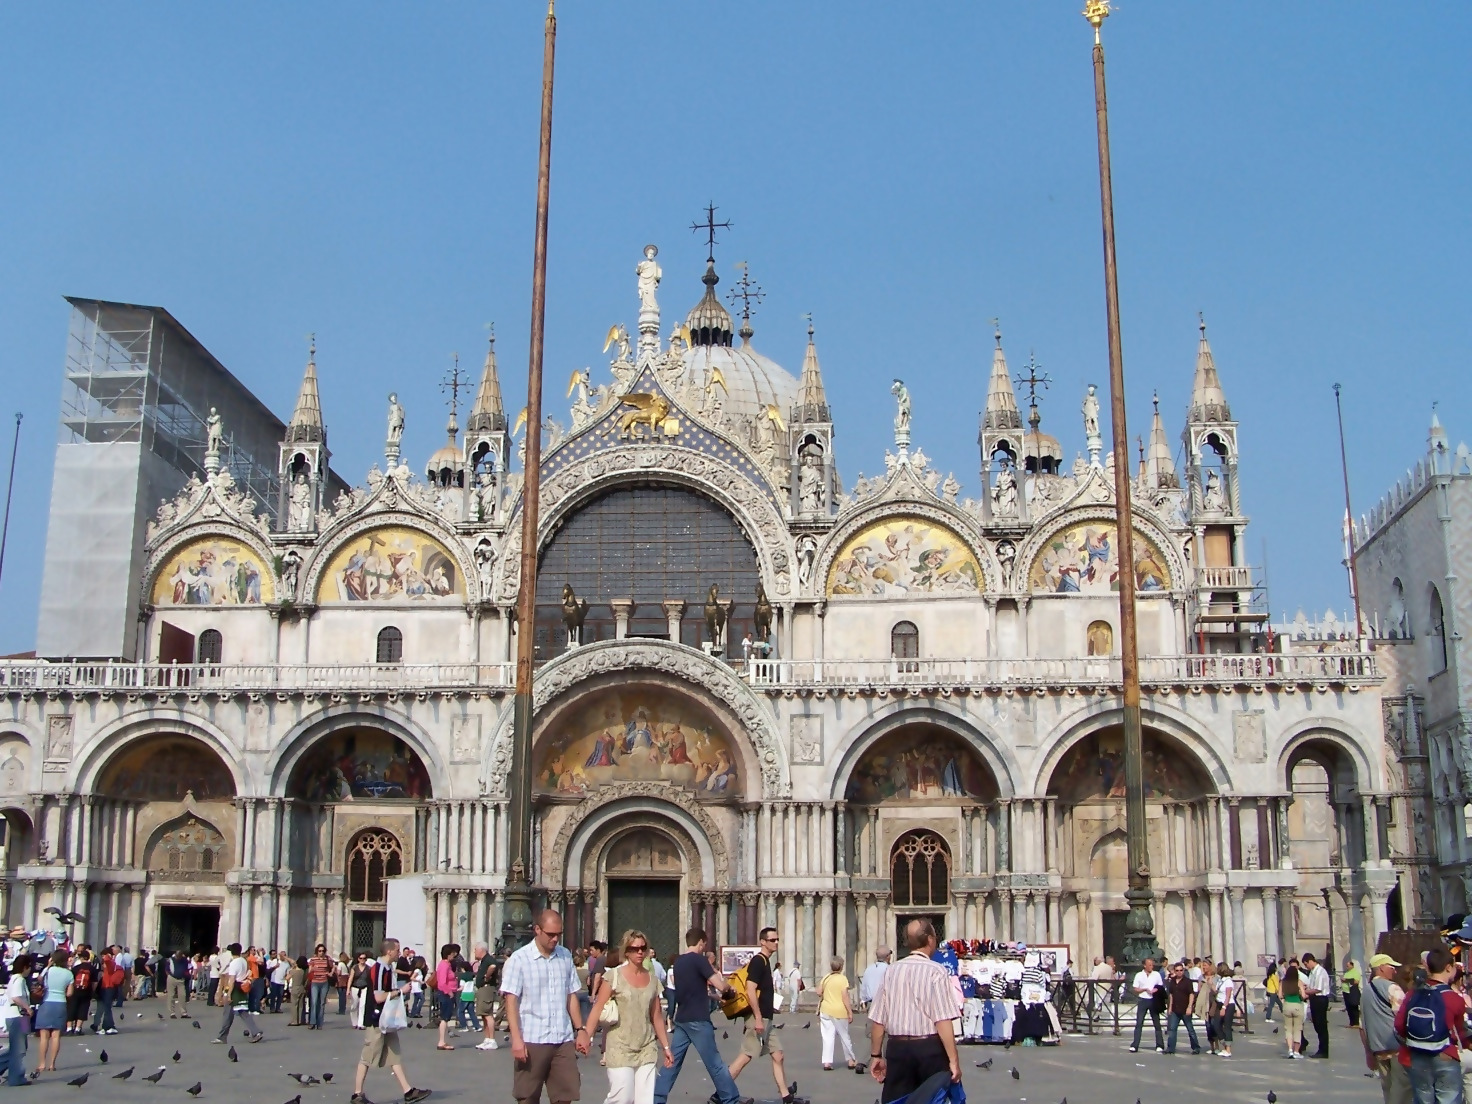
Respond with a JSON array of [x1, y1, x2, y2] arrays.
[[91, 947, 123, 1034]]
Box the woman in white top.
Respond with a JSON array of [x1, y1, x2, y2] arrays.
[[35, 949, 75, 1073], [1214, 964, 1236, 1058], [3, 953, 36, 1086]]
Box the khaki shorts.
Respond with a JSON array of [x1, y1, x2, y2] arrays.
[[513, 1040, 579, 1104], [741, 1023, 784, 1058], [359, 1026, 402, 1068], [475, 985, 498, 1019]]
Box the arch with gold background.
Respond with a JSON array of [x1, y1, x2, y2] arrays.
[[150, 534, 275, 606], [533, 683, 741, 800], [844, 723, 1001, 805], [826, 514, 986, 598], [96, 735, 237, 801], [1026, 518, 1174, 595], [313, 524, 464, 604], [486, 638, 790, 799]]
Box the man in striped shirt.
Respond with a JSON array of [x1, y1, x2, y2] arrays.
[[868, 919, 961, 1102]]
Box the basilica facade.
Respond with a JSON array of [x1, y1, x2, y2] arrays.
[[0, 251, 1404, 983]]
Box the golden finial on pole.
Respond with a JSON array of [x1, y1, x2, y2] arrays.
[[1083, 0, 1111, 44]]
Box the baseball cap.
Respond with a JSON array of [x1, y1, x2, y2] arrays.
[[1369, 953, 1401, 969]]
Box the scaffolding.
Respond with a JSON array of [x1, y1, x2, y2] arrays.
[[60, 299, 285, 519]]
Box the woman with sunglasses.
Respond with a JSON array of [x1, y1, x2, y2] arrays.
[[586, 930, 674, 1104]]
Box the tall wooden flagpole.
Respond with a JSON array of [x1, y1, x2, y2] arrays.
[[504, 0, 558, 953], [1084, 0, 1159, 965]]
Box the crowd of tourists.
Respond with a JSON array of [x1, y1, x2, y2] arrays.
[[12, 919, 1471, 1104]]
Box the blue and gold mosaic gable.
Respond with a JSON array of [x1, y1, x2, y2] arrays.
[[540, 366, 781, 509]]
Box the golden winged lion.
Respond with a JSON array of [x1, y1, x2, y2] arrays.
[[618, 392, 675, 439]]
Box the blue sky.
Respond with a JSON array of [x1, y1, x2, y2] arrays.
[[0, 2, 1467, 654]]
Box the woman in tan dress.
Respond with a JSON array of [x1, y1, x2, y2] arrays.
[[586, 929, 674, 1104]]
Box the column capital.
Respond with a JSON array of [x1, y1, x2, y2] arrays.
[[661, 599, 686, 617], [1262, 886, 1278, 901], [1075, 890, 1091, 906], [1227, 886, 1245, 902], [1227, 796, 1241, 808]]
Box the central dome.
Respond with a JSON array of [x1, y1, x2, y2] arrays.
[[681, 341, 799, 425]]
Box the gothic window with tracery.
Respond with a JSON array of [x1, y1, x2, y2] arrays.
[[149, 817, 227, 876], [347, 829, 403, 904], [890, 829, 949, 908]]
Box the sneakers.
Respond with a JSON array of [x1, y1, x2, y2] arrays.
[[474, 1039, 497, 1051], [350, 1095, 373, 1104], [103, 1028, 119, 1035], [404, 1089, 432, 1103]]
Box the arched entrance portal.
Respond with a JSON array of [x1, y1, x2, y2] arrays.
[[843, 721, 999, 959], [600, 828, 685, 962], [1045, 726, 1214, 965], [94, 734, 238, 954]]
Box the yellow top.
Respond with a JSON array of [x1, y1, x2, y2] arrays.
[[818, 973, 850, 1018]]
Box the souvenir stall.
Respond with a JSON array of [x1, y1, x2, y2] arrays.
[[941, 940, 1065, 1046]]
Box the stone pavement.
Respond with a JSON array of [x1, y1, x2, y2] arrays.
[[3, 999, 1383, 1104]]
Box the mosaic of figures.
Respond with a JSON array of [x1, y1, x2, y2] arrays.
[[828, 517, 982, 598], [845, 728, 997, 804], [536, 690, 739, 797], [152, 538, 272, 606], [99, 737, 236, 801], [1029, 522, 1172, 595], [1048, 730, 1210, 804], [317, 526, 461, 603], [289, 730, 433, 801]]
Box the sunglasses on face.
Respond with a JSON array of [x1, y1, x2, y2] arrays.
[[627, 945, 648, 953]]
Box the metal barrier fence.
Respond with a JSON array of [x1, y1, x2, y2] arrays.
[[1047, 977, 1253, 1037]]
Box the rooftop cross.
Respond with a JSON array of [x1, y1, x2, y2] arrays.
[[1013, 352, 1052, 412], [726, 261, 765, 324], [690, 203, 733, 263], [441, 353, 466, 422]]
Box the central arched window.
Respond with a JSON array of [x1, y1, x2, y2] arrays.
[[891, 829, 950, 907], [148, 816, 227, 875], [196, 629, 222, 664], [891, 621, 919, 673], [347, 829, 403, 904], [376, 626, 403, 664], [534, 484, 761, 655]]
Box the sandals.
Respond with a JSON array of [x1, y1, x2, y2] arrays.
[[436, 1044, 455, 1051]]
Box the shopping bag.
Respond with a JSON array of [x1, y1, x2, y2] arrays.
[[379, 993, 408, 1033]]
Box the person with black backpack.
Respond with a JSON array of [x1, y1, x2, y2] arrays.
[[1394, 946, 1465, 1104]]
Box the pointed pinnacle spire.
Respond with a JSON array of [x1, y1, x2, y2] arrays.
[[1188, 313, 1231, 422], [1147, 391, 1179, 488], [286, 335, 325, 444], [794, 315, 829, 423], [982, 320, 1023, 433], [468, 328, 507, 433]]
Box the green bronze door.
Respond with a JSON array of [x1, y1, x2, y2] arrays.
[[606, 879, 681, 961]]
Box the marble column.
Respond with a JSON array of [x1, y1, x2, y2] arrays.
[[1075, 891, 1092, 966], [997, 801, 1012, 870], [758, 804, 772, 877], [1229, 887, 1247, 965], [999, 890, 1013, 941], [662, 600, 686, 642], [1361, 796, 1380, 862], [610, 599, 635, 639], [800, 895, 816, 987], [1208, 889, 1225, 961], [1263, 888, 1280, 959], [1044, 798, 1059, 873], [1047, 892, 1061, 943]]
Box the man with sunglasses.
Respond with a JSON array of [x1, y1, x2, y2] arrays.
[[501, 910, 589, 1104], [307, 943, 335, 1030], [727, 928, 795, 1104], [652, 927, 744, 1104]]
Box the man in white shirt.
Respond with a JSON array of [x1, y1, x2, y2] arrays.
[[859, 947, 892, 1010], [207, 946, 229, 1008], [1300, 953, 1332, 1058], [213, 943, 263, 1045], [269, 952, 291, 1013], [784, 962, 804, 1013], [1129, 957, 1165, 1053]]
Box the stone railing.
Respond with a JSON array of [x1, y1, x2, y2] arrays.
[[0, 648, 1378, 697], [746, 650, 1379, 689], [1196, 565, 1255, 589], [0, 660, 514, 693]]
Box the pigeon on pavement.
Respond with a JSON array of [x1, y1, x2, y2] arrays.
[[99, 1051, 108, 1063], [186, 1083, 202, 1097], [67, 1074, 89, 1087], [112, 1068, 134, 1080], [227, 1047, 238, 1063], [1010, 1067, 1020, 1080], [143, 1068, 167, 1084], [173, 1051, 182, 1063]]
